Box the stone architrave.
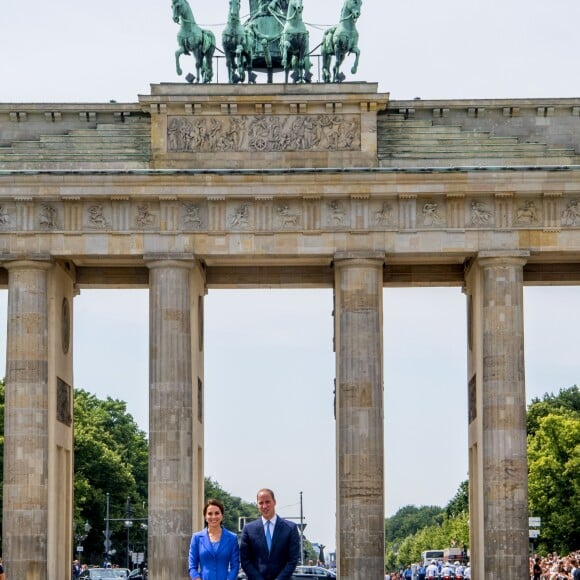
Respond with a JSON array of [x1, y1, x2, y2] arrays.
[[333, 253, 385, 580]]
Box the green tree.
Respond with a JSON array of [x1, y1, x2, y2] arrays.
[[527, 385, 579, 436], [204, 477, 259, 533], [445, 480, 468, 518], [528, 412, 580, 554], [73, 389, 148, 564], [385, 505, 444, 544]]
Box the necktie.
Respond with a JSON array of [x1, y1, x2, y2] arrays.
[[265, 520, 272, 552]]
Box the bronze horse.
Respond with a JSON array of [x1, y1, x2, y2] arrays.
[[280, 0, 312, 83], [222, 0, 256, 83], [322, 0, 362, 83], [172, 0, 216, 83]]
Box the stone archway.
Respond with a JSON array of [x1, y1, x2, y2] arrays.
[[2, 83, 580, 579]]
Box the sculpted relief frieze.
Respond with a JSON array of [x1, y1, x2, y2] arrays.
[[0, 195, 579, 234], [563, 199, 580, 225], [167, 114, 361, 153]]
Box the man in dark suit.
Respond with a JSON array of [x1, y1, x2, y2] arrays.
[[240, 488, 300, 580]]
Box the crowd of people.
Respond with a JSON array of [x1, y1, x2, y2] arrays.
[[385, 560, 470, 580], [385, 553, 580, 580], [530, 552, 580, 580]]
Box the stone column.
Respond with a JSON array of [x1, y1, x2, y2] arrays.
[[147, 256, 203, 580], [334, 253, 384, 580], [3, 260, 52, 580], [465, 252, 529, 579]]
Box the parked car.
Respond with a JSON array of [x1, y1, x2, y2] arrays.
[[128, 568, 147, 580], [79, 569, 122, 580], [291, 565, 337, 579]]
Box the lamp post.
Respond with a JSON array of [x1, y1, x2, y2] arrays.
[[124, 497, 133, 569], [75, 520, 92, 562]]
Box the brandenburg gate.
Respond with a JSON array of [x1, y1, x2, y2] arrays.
[[2, 81, 580, 579]]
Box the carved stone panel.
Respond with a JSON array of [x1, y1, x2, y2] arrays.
[[57, 377, 72, 427], [421, 200, 445, 227], [167, 114, 361, 153]]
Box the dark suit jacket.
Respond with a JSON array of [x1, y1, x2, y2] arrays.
[[240, 516, 300, 580]]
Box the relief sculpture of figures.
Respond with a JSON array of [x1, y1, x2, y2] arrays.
[[172, 0, 216, 83], [562, 199, 580, 226], [167, 114, 360, 153], [0, 205, 10, 225], [321, 0, 362, 83], [471, 201, 492, 226], [516, 201, 539, 225], [423, 202, 443, 226]]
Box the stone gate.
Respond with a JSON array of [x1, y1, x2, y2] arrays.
[[1, 82, 580, 579]]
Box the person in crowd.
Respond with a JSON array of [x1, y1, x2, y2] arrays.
[[240, 488, 300, 580], [188, 498, 240, 580], [426, 560, 438, 578], [417, 562, 426, 580], [571, 558, 580, 580]]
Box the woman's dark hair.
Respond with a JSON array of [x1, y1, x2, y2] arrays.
[[203, 499, 225, 527]]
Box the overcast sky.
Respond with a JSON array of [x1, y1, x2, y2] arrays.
[[1, 0, 580, 558]]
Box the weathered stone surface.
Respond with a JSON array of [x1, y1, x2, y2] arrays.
[[2, 84, 580, 580]]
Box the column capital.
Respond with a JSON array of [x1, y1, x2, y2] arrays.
[[3, 258, 53, 271], [144, 253, 195, 270], [333, 251, 385, 267], [476, 250, 530, 268]]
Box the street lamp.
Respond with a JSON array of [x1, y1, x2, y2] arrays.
[[124, 497, 133, 569], [75, 520, 92, 562]]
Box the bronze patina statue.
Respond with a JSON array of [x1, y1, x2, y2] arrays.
[[321, 0, 362, 83], [172, 0, 362, 84], [172, 0, 216, 83], [280, 0, 312, 83], [222, 0, 256, 83]]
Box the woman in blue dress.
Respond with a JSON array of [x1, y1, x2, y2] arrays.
[[189, 499, 240, 580]]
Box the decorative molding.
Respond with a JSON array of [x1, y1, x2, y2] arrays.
[[0, 195, 577, 234]]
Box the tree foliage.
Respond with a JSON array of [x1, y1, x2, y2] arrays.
[[527, 385, 579, 436], [204, 477, 259, 533], [385, 505, 444, 544], [445, 480, 468, 518], [384, 488, 469, 569], [528, 409, 580, 554], [73, 389, 149, 564]]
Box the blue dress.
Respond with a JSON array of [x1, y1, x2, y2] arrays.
[[188, 527, 240, 580]]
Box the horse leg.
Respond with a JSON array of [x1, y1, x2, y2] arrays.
[[203, 50, 214, 83], [194, 50, 202, 83], [175, 47, 185, 76], [236, 44, 245, 82], [351, 47, 360, 75], [334, 51, 345, 83], [322, 50, 331, 83]]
